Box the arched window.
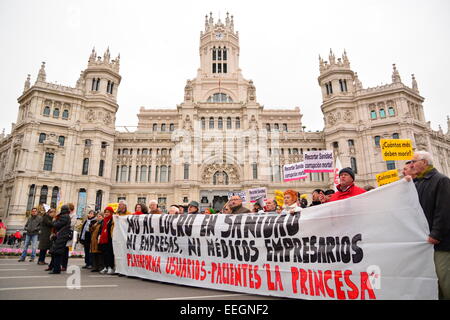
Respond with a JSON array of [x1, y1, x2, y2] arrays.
[[51, 187, 59, 209], [388, 107, 395, 116], [161, 123, 166, 131], [374, 136, 381, 147], [39, 185, 48, 205], [82, 158, 89, 175], [292, 148, 299, 154], [142, 148, 148, 155], [39, 133, 46, 143], [218, 117, 223, 129], [283, 123, 288, 131], [207, 93, 233, 102], [62, 109, 69, 119], [236, 117, 240, 129], [26, 184, 36, 212], [160, 165, 168, 183], [227, 117, 232, 129], [201, 117, 206, 129], [43, 106, 50, 116], [169, 123, 174, 131], [274, 123, 279, 131], [392, 133, 400, 139], [379, 109, 386, 118], [153, 124, 157, 131], [332, 141, 339, 149], [122, 148, 128, 155], [120, 165, 127, 182], [53, 108, 60, 118], [155, 165, 159, 182], [140, 165, 148, 182], [348, 139, 355, 147], [209, 117, 214, 129], [370, 110, 377, 119], [266, 124, 271, 132], [85, 139, 92, 146]]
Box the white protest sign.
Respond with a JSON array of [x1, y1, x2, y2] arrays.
[[283, 161, 307, 182], [113, 180, 438, 300], [227, 191, 247, 203], [248, 188, 267, 203], [304, 150, 334, 173]]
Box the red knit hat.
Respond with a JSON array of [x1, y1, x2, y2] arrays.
[[104, 206, 115, 214]]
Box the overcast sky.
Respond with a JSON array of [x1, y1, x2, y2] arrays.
[[1, 0, 449, 134]]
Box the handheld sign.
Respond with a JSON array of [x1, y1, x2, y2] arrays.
[[283, 161, 307, 181], [227, 191, 247, 203], [304, 150, 334, 173], [376, 169, 400, 187], [248, 188, 267, 203], [380, 139, 413, 161]]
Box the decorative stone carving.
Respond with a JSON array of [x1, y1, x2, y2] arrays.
[[202, 163, 239, 184], [184, 80, 193, 102], [86, 110, 96, 122], [343, 110, 353, 122], [104, 112, 112, 125], [327, 113, 337, 126], [247, 80, 256, 101]]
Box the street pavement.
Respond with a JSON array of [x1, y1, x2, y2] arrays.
[[0, 256, 285, 300]]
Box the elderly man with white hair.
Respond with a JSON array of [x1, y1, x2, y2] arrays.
[[410, 150, 450, 300], [148, 199, 162, 214], [167, 206, 180, 214], [116, 200, 131, 216]]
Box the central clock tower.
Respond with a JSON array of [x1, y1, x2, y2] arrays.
[[198, 12, 241, 78]]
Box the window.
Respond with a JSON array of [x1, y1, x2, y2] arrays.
[[161, 124, 166, 132], [388, 107, 395, 116], [85, 139, 92, 147], [43, 153, 54, 171], [137, 197, 146, 205], [39, 133, 46, 143], [155, 166, 159, 182], [370, 110, 377, 119], [332, 141, 339, 149], [58, 136, 65, 147], [223, 47, 227, 60], [387, 160, 396, 170], [266, 123, 271, 132], [201, 117, 206, 130], [62, 109, 69, 119], [227, 117, 232, 129], [350, 157, 358, 174], [101, 141, 108, 149], [95, 190, 103, 211], [142, 148, 148, 155], [26, 185, 36, 212], [98, 160, 104, 177], [283, 123, 288, 132], [374, 136, 381, 147], [184, 163, 189, 180], [209, 117, 214, 129], [236, 117, 240, 129], [329, 82, 333, 94], [207, 93, 233, 103], [392, 133, 399, 139], [379, 109, 386, 118], [39, 186, 48, 205], [107, 81, 114, 94], [82, 158, 89, 175], [160, 165, 168, 183], [51, 187, 59, 209], [218, 117, 223, 129], [212, 63, 216, 73], [252, 163, 258, 180], [153, 123, 157, 132], [339, 79, 348, 92], [292, 148, 299, 154], [120, 165, 127, 182], [140, 165, 148, 182], [122, 148, 128, 155], [348, 139, 354, 147], [53, 108, 60, 118], [169, 123, 174, 131], [43, 106, 50, 116], [274, 124, 279, 131]]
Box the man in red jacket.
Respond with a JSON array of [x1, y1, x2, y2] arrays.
[[329, 167, 366, 202]]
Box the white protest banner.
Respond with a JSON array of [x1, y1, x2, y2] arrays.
[[248, 188, 267, 203], [227, 191, 247, 203], [283, 161, 307, 182], [304, 150, 334, 173], [113, 180, 438, 300]]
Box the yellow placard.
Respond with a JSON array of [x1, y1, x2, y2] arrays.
[[376, 169, 400, 187], [380, 139, 413, 160], [274, 190, 284, 206], [107, 202, 119, 212]]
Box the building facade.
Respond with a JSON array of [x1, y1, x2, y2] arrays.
[[1, 13, 449, 229]]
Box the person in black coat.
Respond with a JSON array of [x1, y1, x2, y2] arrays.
[[411, 151, 450, 299], [48, 205, 72, 274], [79, 210, 96, 269], [37, 208, 56, 265]]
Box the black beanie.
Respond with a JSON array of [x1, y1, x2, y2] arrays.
[[339, 167, 355, 181]]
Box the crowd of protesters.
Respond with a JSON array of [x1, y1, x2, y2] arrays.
[[9, 150, 450, 299]]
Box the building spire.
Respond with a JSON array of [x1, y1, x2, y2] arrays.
[[36, 62, 46, 82], [23, 74, 31, 92], [354, 72, 363, 90], [391, 63, 401, 83], [329, 48, 335, 65]]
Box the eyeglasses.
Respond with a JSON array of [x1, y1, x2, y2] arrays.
[[410, 159, 424, 164]]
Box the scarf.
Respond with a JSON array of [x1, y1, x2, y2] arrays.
[[417, 165, 434, 179], [133, 211, 143, 215], [337, 183, 353, 193], [99, 215, 112, 244]]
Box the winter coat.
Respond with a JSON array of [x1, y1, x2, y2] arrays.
[[66, 212, 78, 247], [38, 214, 53, 250], [49, 213, 71, 255], [231, 205, 251, 214], [79, 218, 95, 246], [24, 215, 42, 235], [415, 167, 450, 251], [90, 222, 103, 254], [328, 184, 366, 202]]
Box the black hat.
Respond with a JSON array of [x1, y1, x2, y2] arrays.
[[60, 205, 70, 215], [188, 201, 199, 208], [339, 167, 355, 181]]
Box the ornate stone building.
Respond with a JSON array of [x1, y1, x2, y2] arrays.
[[0, 13, 449, 229]]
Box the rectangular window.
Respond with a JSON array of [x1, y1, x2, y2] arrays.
[[212, 63, 216, 73], [98, 160, 104, 177], [386, 160, 396, 170], [184, 163, 189, 180], [223, 63, 227, 73], [82, 158, 89, 175], [58, 136, 65, 147], [43, 153, 54, 171], [218, 63, 222, 73], [137, 197, 146, 204], [252, 163, 258, 180]]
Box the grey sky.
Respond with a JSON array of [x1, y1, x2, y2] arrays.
[[1, 0, 449, 134]]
